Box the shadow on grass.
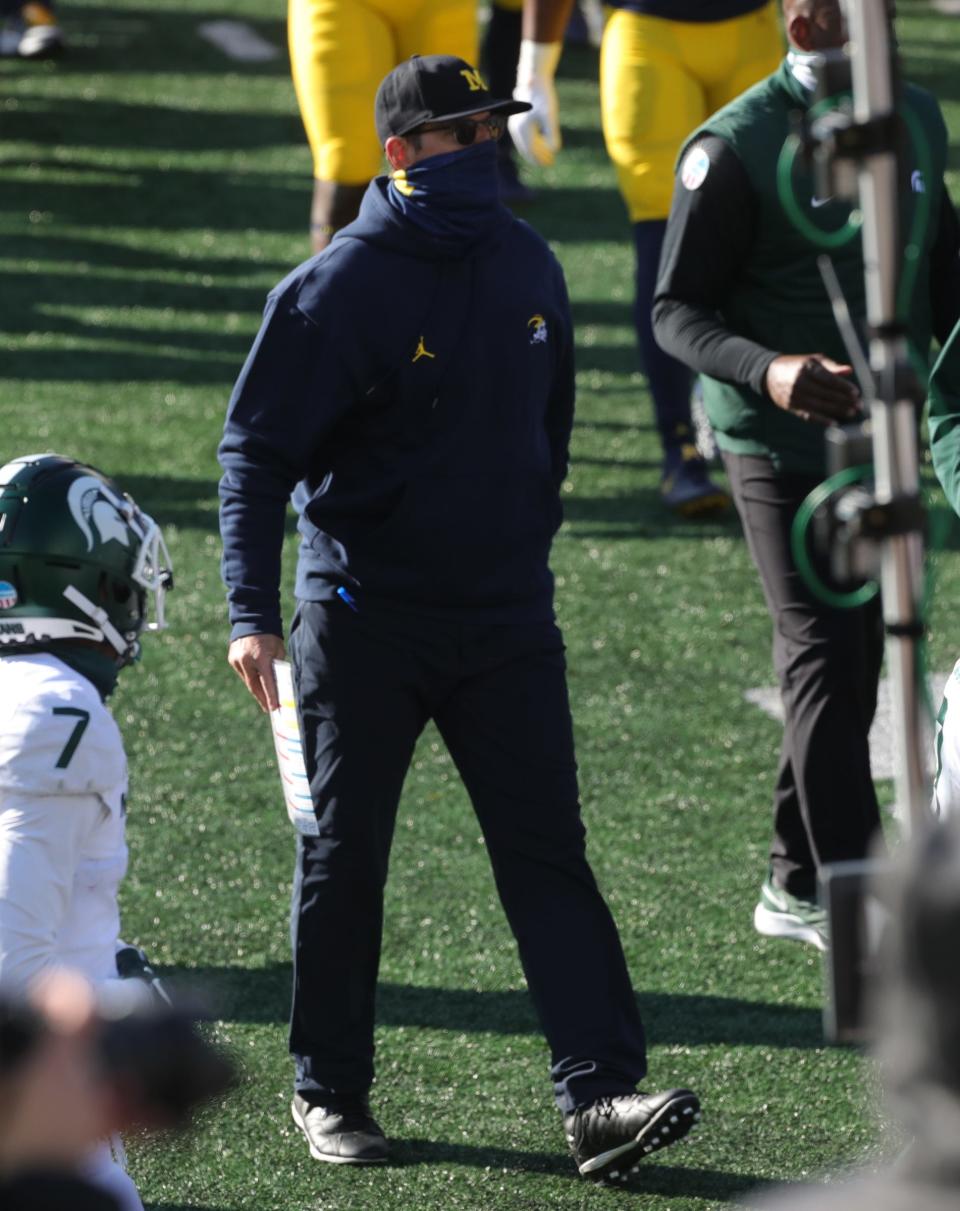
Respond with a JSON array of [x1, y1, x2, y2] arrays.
[[0, 346, 244, 388], [166, 964, 825, 1049], [146, 1155, 779, 1207], [562, 490, 743, 540], [573, 418, 658, 433], [525, 186, 627, 247], [574, 455, 663, 472], [114, 474, 221, 532], [146, 1158, 777, 1207], [0, 228, 292, 281], [392, 1136, 776, 1199]]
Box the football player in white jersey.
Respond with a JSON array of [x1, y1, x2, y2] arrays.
[[0, 453, 173, 1211]]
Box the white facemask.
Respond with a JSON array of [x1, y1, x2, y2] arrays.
[[787, 49, 821, 93]]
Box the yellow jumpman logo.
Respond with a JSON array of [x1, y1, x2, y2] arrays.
[[412, 335, 436, 363]]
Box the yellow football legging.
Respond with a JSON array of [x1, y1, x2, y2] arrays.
[[600, 3, 783, 222], [288, 0, 479, 185]]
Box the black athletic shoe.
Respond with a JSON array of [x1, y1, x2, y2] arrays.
[[291, 1091, 389, 1165], [564, 1089, 701, 1182]]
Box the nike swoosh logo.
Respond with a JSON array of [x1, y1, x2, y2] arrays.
[[811, 196, 834, 208]]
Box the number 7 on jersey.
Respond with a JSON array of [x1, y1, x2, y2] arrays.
[[52, 706, 90, 769]]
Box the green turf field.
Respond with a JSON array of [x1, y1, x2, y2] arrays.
[[2, 2, 959, 1207]]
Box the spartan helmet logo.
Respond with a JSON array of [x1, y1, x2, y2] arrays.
[[66, 475, 133, 551]]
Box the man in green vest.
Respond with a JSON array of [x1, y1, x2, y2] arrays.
[[653, 0, 960, 949]]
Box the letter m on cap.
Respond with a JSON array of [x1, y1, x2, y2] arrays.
[[460, 68, 487, 92]]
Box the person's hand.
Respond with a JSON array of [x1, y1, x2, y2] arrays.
[[509, 40, 563, 167], [0, 970, 115, 1176], [764, 354, 861, 425], [227, 632, 285, 713]]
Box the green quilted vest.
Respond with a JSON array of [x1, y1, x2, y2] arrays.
[[679, 59, 946, 473]]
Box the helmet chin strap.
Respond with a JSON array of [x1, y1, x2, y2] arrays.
[[62, 584, 130, 659]]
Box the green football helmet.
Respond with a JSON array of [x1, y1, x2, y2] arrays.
[[0, 453, 173, 663]]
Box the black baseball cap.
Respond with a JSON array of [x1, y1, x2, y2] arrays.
[[374, 54, 532, 144]]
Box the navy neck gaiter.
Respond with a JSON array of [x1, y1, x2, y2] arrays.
[[386, 140, 502, 242]]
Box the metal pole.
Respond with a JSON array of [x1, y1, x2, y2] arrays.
[[844, 0, 930, 829]]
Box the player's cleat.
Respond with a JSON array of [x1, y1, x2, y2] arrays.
[[0, 3, 64, 58], [753, 875, 829, 951], [660, 443, 730, 517], [564, 1089, 701, 1183], [291, 1092, 389, 1165]]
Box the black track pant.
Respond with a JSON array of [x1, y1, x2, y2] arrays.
[[288, 600, 647, 1113], [724, 452, 886, 899]]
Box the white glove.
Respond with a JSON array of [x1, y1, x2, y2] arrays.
[[508, 40, 563, 167]]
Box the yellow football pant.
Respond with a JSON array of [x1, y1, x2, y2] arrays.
[[288, 0, 479, 185], [600, 3, 783, 221]]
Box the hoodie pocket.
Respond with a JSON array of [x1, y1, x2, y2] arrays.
[[351, 470, 561, 601]]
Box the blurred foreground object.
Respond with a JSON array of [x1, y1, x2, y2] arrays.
[[752, 817, 960, 1211], [0, 2, 63, 58], [0, 969, 233, 1209]]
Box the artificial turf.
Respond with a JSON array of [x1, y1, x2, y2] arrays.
[[1, 2, 959, 1207]]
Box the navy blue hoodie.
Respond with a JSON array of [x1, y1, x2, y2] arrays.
[[218, 177, 574, 640]]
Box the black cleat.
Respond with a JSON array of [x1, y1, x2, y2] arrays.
[[564, 1089, 701, 1183], [291, 1091, 389, 1165]]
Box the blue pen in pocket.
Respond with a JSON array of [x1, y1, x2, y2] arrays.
[[336, 586, 359, 612]]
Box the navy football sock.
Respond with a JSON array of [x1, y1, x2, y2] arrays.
[[633, 220, 694, 454], [482, 1, 522, 98], [482, 1, 523, 164]]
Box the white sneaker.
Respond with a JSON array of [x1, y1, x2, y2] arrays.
[[753, 876, 829, 951]]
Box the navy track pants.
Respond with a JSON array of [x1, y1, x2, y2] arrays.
[[288, 599, 647, 1113]]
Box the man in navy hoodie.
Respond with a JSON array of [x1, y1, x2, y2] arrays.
[[218, 54, 700, 1183]]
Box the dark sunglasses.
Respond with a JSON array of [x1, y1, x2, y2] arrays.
[[413, 114, 507, 146]]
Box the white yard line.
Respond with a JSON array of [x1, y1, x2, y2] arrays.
[[197, 21, 281, 63]]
